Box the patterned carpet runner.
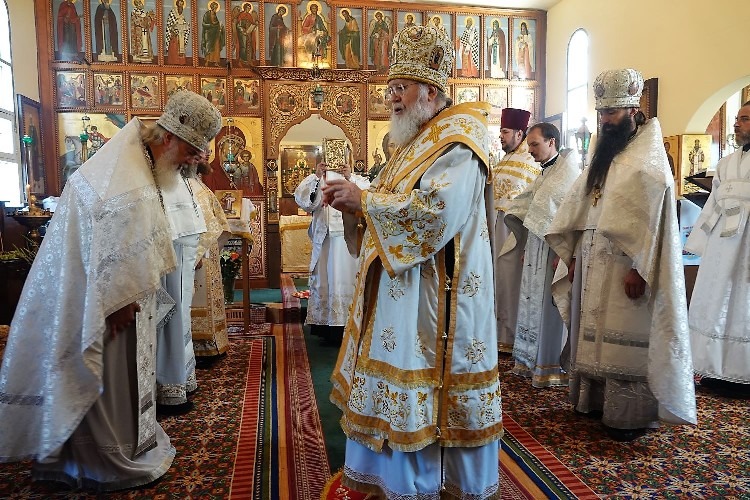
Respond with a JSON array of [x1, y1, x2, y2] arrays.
[[228, 326, 329, 499], [1, 276, 749, 498], [0, 340, 257, 498], [0, 323, 329, 498], [501, 416, 598, 498], [498, 353, 750, 498]]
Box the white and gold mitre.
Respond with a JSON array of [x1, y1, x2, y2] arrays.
[[157, 90, 222, 152], [593, 68, 644, 110], [388, 25, 453, 93]]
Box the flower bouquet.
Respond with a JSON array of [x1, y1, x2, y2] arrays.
[[220, 249, 243, 304]]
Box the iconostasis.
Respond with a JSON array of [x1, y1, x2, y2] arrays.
[[34, 0, 546, 283]]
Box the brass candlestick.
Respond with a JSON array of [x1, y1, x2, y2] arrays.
[[12, 194, 52, 250]]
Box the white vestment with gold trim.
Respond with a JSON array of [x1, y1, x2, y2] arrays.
[[491, 142, 541, 352], [331, 102, 502, 498], [191, 177, 231, 357]]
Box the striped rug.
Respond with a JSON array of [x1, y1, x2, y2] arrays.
[[229, 324, 330, 499], [320, 417, 597, 500], [501, 416, 599, 499]]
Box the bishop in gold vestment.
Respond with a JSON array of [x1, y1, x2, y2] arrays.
[[323, 25, 502, 498]]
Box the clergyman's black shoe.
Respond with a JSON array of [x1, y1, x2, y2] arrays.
[[156, 401, 194, 416], [700, 377, 750, 399], [573, 407, 603, 420], [603, 425, 646, 442]]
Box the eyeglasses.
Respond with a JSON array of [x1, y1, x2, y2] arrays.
[[385, 83, 416, 100]]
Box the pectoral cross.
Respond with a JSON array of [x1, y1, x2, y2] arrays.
[[592, 185, 602, 207]]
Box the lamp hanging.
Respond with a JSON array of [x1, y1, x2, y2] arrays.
[[223, 117, 236, 175], [311, 84, 324, 110], [309, 39, 325, 109], [575, 117, 591, 168]]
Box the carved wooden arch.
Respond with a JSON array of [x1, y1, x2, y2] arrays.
[[254, 67, 375, 170]]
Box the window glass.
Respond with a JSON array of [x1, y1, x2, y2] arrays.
[[0, 0, 20, 206], [566, 29, 589, 124], [567, 30, 588, 88], [0, 2, 9, 62], [0, 159, 20, 206], [566, 29, 589, 168], [0, 115, 13, 154], [567, 86, 587, 125], [0, 62, 12, 111]]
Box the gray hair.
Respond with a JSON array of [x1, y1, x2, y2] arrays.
[[418, 83, 452, 109], [140, 121, 169, 147]]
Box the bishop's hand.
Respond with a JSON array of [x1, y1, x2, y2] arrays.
[[322, 178, 362, 214]]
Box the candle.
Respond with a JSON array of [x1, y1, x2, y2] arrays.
[[25, 184, 31, 204]]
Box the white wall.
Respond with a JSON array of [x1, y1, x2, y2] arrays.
[[282, 115, 347, 145], [7, 0, 39, 101], [546, 0, 750, 136]]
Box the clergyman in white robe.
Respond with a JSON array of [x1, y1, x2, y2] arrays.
[[0, 118, 176, 490], [684, 142, 750, 386], [546, 118, 697, 431], [156, 170, 207, 409], [503, 152, 579, 387], [294, 170, 369, 341]]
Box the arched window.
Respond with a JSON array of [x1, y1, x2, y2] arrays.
[[0, 0, 19, 206], [566, 29, 589, 165]]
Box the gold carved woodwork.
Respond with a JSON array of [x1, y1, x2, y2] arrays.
[[32, 0, 546, 290], [322, 85, 362, 156], [267, 82, 311, 156], [265, 81, 363, 160], [252, 66, 375, 83], [34, 0, 547, 197]]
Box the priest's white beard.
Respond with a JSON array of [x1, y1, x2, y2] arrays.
[[389, 86, 434, 148], [153, 140, 183, 190]]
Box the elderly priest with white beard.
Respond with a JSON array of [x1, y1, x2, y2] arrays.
[[322, 24, 502, 498], [0, 90, 222, 492]]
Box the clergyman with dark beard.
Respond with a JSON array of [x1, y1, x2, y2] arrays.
[[544, 68, 697, 443], [320, 24, 503, 498]]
